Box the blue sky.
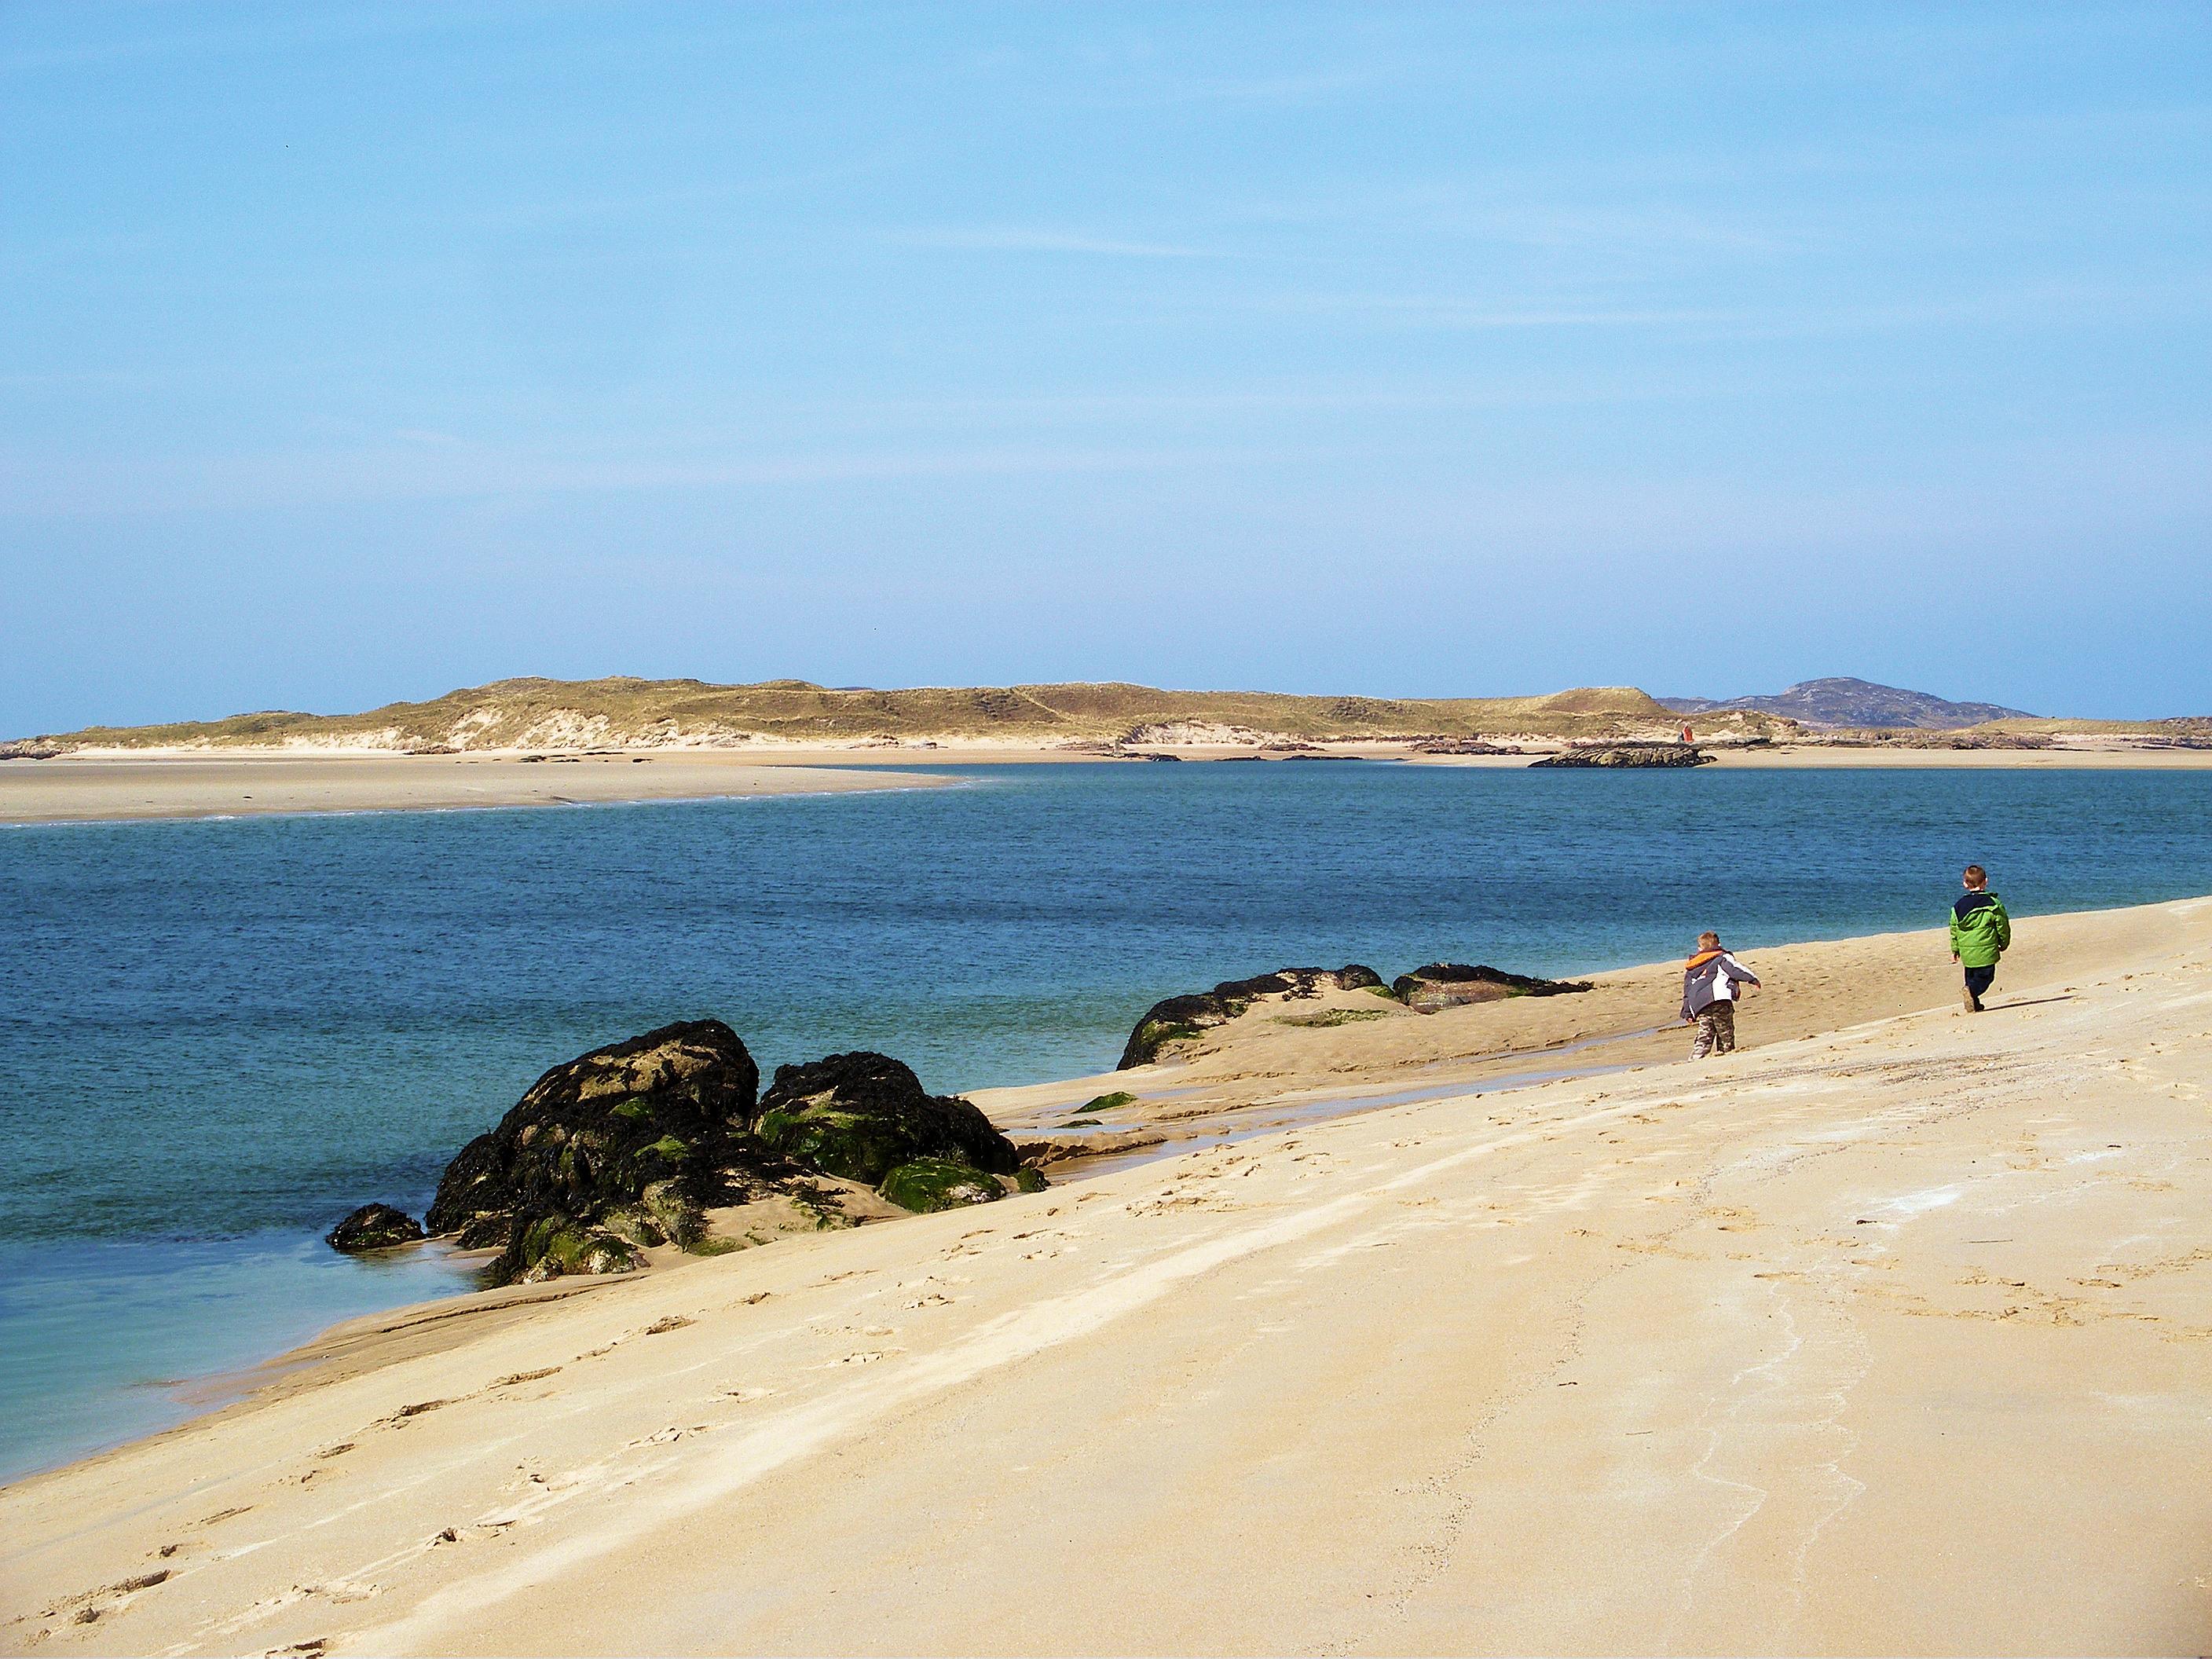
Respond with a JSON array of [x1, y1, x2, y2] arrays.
[[3, 2, 2207, 730]]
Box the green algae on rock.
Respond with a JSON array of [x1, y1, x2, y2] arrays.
[[879, 1158, 1006, 1213], [361, 1022, 1026, 1284], [753, 1052, 1019, 1185]]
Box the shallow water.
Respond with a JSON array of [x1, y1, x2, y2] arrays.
[[5, 760, 2211, 1478]]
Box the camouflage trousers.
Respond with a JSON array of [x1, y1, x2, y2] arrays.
[[1691, 1001, 1737, 1058]]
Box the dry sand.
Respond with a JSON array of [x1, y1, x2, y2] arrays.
[[9, 740, 2209, 828], [0, 753, 942, 825], [4, 899, 2210, 1654]]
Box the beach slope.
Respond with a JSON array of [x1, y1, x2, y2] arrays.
[[4, 900, 2208, 1654]]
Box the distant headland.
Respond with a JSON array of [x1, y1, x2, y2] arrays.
[[8, 675, 2207, 759]]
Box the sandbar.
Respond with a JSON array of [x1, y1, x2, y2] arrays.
[[0, 753, 943, 826]]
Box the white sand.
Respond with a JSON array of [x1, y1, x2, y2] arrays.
[[10, 738, 2208, 830], [0, 753, 942, 824], [3, 899, 2209, 1654]]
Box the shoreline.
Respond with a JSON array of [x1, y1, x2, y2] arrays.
[[0, 752, 948, 826], [6, 739, 2210, 826], [11, 894, 2207, 1473], [5, 895, 2210, 1653]]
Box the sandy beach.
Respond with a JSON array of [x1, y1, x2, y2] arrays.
[[0, 753, 943, 825], [3, 896, 2207, 1654], [8, 741, 2210, 826]]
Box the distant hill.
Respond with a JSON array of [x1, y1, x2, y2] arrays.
[[1656, 678, 2034, 731], [13, 678, 1751, 754]]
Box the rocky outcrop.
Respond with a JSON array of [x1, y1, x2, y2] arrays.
[[755, 1053, 1019, 1185], [357, 1022, 1031, 1284], [1530, 745, 1712, 768], [1390, 963, 1595, 1013], [1118, 966, 1386, 1068], [425, 1019, 758, 1279], [325, 1203, 424, 1252]]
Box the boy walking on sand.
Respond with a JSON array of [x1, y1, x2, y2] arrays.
[[1950, 864, 2011, 1012], [1681, 932, 1761, 1057]]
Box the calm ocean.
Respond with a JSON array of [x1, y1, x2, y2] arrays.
[[5, 760, 2211, 1478]]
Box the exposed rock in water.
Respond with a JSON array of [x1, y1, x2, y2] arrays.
[[1118, 965, 1386, 1068], [1529, 745, 1712, 768], [426, 1018, 756, 1255], [1390, 963, 1595, 1013], [376, 1024, 1029, 1284], [325, 1203, 425, 1252], [755, 1053, 1019, 1184], [1413, 739, 1526, 756], [421, 1019, 764, 1284]]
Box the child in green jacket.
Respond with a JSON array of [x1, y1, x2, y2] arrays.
[[1950, 864, 2012, 1013]]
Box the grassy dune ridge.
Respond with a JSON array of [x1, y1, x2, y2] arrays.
[[15, 677, 1769, 753]]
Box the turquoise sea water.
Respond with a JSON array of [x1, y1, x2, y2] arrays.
[[6, 760, 2212, 1479]]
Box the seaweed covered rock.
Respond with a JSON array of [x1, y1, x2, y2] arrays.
[[423, 1019, 758, 1280], [1390, 963, 1595, 1013], [753, 1053, 1019, 1185], [372, 1023, 1027, 1286], [1530, 745, 1712, 768], [880, 1158, 1006, 1214], [1117, 965, 1385, 1068], [325, 1203, 424, 1252], [509, 1215, 646, 1283]]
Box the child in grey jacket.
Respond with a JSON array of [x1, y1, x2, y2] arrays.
[[1681, 932, 1761, 1057]]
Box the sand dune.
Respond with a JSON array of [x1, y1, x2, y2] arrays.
[[4, 899, 2209, 1654]]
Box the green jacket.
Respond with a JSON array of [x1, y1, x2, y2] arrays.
[[1950, 890, 2011, 968]]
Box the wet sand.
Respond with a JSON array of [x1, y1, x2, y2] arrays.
[[4, 897, 2208, 1654]]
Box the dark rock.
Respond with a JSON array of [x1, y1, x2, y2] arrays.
[[1390, 963, 1595, 1013], [1529, 745, 1712, 768], [754, 1052, 1019, 1184], [509, 1215, 646, 1281], [1412, 739, 1525, 756], [411, 1024, 1023, 1284], [1118, 965, 1386, 1068], [425, 1018, 759, 1283], [879, 1158, 1006, 1214], [326, 1203, 425, 1252]]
